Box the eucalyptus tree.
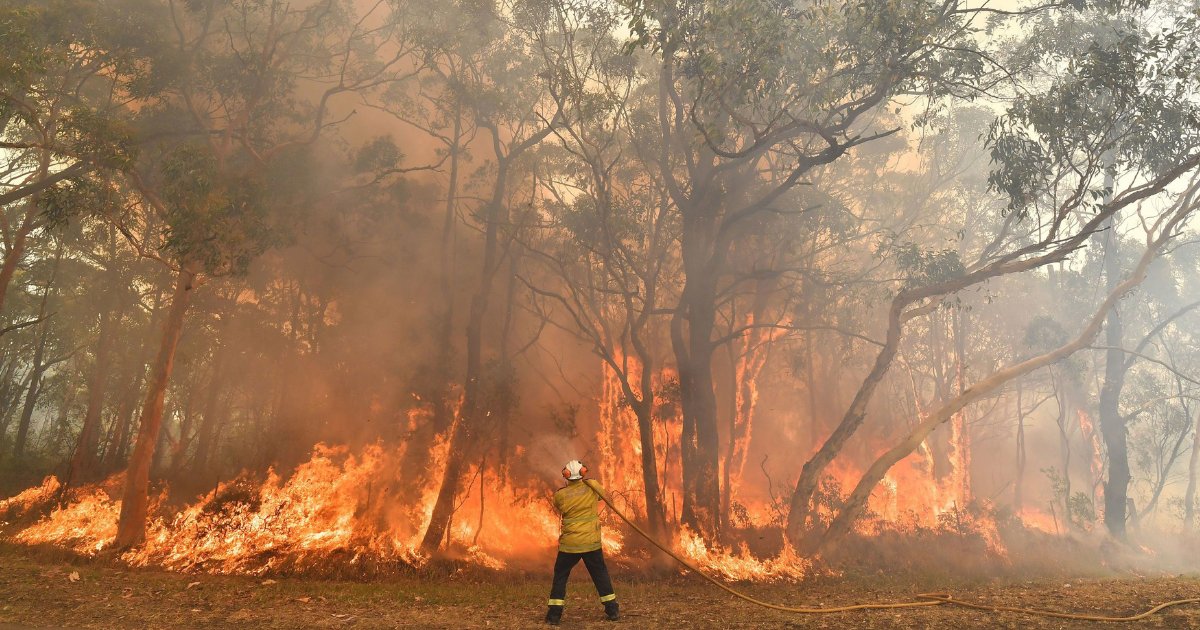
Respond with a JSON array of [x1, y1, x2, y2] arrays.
[[112, 0, 411, 548], [520, 5, 680, 538], [804, 6, 1200, 551], [416, 0, 589, 554], [621, 0, 1011, 540], [0, 0, 141, 317]]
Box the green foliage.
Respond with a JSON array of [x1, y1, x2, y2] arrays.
[[158, 146, 277, 276], [988, 10, 1200, 212], [891, 243, 965, 290], [354, 136, 405, 175], [1023, 315, 1069, 351], [1041, 466, 1097, 530], [37, 176, 125, 229]]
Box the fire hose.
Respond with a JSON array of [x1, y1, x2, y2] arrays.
[[582, 480, 1200, 622]]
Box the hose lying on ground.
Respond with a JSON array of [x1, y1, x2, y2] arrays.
[[583, 480, 1200, 622]]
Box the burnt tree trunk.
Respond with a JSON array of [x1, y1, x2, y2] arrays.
[[116, 267, 196, 548]]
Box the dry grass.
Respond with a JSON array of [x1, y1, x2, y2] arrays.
[[0, 544, 1198, 628]]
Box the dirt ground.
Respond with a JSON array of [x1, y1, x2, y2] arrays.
[[1, 546, 1198, 629]]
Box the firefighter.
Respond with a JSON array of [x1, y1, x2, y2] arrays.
[[545, 460, 619, 625]]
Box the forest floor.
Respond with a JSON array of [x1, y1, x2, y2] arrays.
[[0, 545, 1198, 629]]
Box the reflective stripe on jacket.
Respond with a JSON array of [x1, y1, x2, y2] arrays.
[[552, 480, 605, 553]]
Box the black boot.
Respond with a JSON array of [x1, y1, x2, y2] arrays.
[[545, 605, 563, 625], [604, 600, 620, 621]]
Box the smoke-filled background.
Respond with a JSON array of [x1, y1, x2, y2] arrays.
[[3, 0, 1200, 578]]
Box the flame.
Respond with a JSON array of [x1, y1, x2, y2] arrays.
[[1077, 410, 1105, 507], [678, 528, 809, 581], [2, 366, 1041, 582], [0, 476, 61, 523], [15, 488, 119, 554]]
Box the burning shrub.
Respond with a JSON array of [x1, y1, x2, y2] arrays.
[[0, 476, 61, 525]]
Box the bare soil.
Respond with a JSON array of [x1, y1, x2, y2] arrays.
[[0, 545, 1197, 629]]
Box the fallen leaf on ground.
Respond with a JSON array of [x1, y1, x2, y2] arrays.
[[67, 572, 80, 583], [187, 582, 201, 590], [260, 579, 277, 586]]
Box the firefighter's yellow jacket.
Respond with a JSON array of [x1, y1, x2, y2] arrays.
[[552, 479, 606, 553]]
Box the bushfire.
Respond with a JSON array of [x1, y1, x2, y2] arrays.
[[2, 386, 1026, 581]]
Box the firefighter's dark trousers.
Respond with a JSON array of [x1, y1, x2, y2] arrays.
[[547, 549, 616, 608]]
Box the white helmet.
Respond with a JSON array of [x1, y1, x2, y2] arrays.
[[562, 460, 587, 481]]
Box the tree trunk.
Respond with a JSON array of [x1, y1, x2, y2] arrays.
[[0, 229, 30, 317], [1097, 214, 1130, 538], [69, 306, 117, 482], [1184, 409, 1200, 529], [1014, 384, 1026, 512], [814, 218, 1166, 554], [12, 330, 48, 459], [191, 341, 228, 476], [419, 116, 553, 553], [101, 277, 169, 472], [420, 128, 515, 553], [102, 375, 139, 472], [419, 278, 490, 552], [785, 297, 908, 546], [672, 271, 722, 541], [721, 300, 773, 530], [11, 251, 58, 458], [115, 268, 196, 548], [949, 307, 971, 505], [633, 399, 667, 537], [669, 198, 725, 541], [1054, 382, 1073, 521], [399, 101, 462, 502]]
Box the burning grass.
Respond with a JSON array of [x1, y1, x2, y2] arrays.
[[5, 440, 1195, 584]]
